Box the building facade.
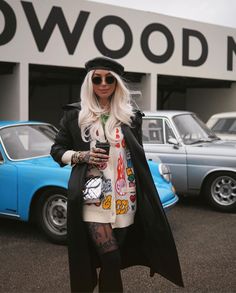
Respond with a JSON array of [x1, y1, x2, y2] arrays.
[[0, 0, 236, 126]]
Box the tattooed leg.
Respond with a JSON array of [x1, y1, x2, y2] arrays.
[[86, 222, 118, 254], [86, 222, 123, 292]]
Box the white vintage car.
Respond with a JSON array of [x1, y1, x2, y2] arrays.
[[206, 112, 236, 141], [143, 111, 236, 212]]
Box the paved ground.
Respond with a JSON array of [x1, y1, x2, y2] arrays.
[[0, 197, 235, 293]]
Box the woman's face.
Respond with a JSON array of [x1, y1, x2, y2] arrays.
[[92, 70, 117, 104]]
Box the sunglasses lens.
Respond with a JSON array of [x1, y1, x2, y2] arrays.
[[92, 76, 102, 85], [106, 76, 115, 84], [92, 75, 116, 85]]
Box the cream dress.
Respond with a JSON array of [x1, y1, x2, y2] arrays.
[[82, 126, 137, 228]]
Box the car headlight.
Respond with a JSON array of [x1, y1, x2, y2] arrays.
[[158, 163, 172, 182]]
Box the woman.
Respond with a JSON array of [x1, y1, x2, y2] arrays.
[[51, 56, 183, 293]]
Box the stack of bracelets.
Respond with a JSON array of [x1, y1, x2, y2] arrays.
[[71, 151, 85, 165]]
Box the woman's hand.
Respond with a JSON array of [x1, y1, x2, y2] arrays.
[[88, 147, 109, 165], [71, 148, 109, 165]]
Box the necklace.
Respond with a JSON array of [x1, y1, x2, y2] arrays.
[[100, 113, 109, 127]]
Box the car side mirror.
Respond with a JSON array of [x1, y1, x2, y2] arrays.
[[168, 138, 178, 145], [167, 138, 180, 149]]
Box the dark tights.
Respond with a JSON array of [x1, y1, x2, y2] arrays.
[[86, 223, 127, 292]]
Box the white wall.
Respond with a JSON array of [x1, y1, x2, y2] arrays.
[[0, 0, 235, 120], [186, 83, 236, 122]]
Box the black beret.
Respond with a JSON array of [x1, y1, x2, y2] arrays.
[[85, 56, 124, 76]]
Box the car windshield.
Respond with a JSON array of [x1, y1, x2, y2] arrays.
[[0, 124, 57, 160], [212, 118, 236, 134], [173, 114, 218, 145]]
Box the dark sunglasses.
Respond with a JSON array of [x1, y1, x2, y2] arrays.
[[92, 75, 116, 85]]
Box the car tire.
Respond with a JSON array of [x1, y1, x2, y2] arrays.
[[203, 172, 236, 212], [36, 188, 68, 244]]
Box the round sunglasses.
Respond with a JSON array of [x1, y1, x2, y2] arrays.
[[92, 75, 116, 85]]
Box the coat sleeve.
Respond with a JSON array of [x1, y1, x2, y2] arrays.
[[131, 110, 144, 146], [50, 111, 74, 167]]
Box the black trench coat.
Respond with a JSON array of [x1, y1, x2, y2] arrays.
[[50, 102, 184, 292]]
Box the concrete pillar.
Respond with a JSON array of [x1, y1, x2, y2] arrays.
[[139, 73, 157, 111], [0, 64, 19, 120], [19, 63, 29, 120]]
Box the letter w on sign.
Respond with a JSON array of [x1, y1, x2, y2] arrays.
[[21, 1, 89, 54]]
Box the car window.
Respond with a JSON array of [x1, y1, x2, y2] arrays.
[[164, 120, 176, 143], [0, 124, 56, 160], [212, 118, 236, 133], [142, 118, 164, 144], [173, 114, 217, 144]]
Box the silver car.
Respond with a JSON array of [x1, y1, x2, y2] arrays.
[[143, 111, 236, 212]]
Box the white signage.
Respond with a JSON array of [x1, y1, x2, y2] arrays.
[[0, 0, 235, 80]]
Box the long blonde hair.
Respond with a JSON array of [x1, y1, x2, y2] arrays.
[[78, 70, 134, 145]]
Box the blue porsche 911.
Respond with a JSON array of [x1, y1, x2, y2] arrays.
[[0, 121, 178, 243]]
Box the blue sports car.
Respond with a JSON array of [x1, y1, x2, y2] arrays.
[[0, 121, 178, 243]]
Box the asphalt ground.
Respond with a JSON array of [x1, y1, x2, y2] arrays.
[[0, 197, 235, 293]]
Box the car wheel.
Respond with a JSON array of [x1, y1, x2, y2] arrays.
[[36, 188, 67, 244], [204, 173, 236, 212]]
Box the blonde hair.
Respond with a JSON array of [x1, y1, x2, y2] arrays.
[[78, 70, 134, 145]]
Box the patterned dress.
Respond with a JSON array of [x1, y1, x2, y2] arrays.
[[82, 124, 137, 228]]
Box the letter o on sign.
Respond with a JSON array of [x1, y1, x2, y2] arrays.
[[94, 15, 133, 59], [0, 1, 17, 45], [141, 23, 174, 63]]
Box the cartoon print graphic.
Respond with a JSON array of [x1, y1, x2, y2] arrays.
[[115, 128, 121, 148], [98, 162, 107, 170], [121, 138, 126, 148], [102, 179, 112, 193], [116, 199, 129, 214], [125, 148, 135, 185], [102, 195, 112, 209], [126, 167, 135, 183], [115, 153, 127, 195], [130, 194, 136, 203], [85, 201, 101, 207]]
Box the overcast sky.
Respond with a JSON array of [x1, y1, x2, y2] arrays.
[[91, 0, 236, 29]]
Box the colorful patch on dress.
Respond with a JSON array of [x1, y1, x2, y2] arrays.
[[126, 167, 135, 183], [116, 199, 129, 214], [129, 182, 135, 188], [115, 153, 127, 196], [98, 162, 107, 170], [102, 179, 112, 193], [130, 194, 136, 203], [131, 205, 136, 211], [115, 128, 121, 148], [102, 195, 112, 209], [85, 202, 101, 207], [121, 138, 126, 148]]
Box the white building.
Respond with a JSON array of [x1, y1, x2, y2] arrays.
[[0, 0, 235, 126]]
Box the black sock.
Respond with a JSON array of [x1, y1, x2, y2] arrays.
[[99, 249, 123, 293]]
